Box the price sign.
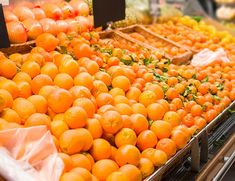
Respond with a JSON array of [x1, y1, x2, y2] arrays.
[[0, 0, 9, 6], [149, 0, 160, 17], [93, 0, 125, 28], [0, 3, 10, 48]]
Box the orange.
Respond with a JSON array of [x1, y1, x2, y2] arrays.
[[13, 72, 32, 84], [142, 148, 167, 167], [171, 130, 188, 149], [70, 167, 92, 181], [92, 159, 119, 181], [156, 138, 176, 158], [64, 106, 88, 129], [131, 103, 147, 117], [21, 61, 40, 78], [157, 99, 170, 113], [112, 76, 131, 92], [100, 110, 123, 134], [147, 103, 165, 120], [1, 108, 21, 124], [126, 87, 141, 101], [25, 113, 51, 129], [12, 98, 36, 123], [74, 72, 94, 90], [0, 96, 5, 112], [83, 60, 99, 75], [60, 172, 85, 181], [191, 104, 203, 117], [165, 87, 179, 100], [35, 33, 59, 52], [54, 73, 74, 90], [73, 43, 93, 59], [109, 88, 125, 97], [115, 144, 141, 166], [0, 59, 17, 79], [24, 53, 45, 66], [163, 111, 180, 127], [113, 95, 129, 105], [0, 118, 8, 130], [121, 115, 134, 129], [58, 153, 73, 172], [27, 95, 48, 114], [83, 153, 95, 168], [115, 128, 137, 147], [73, 98, 96, 118], [38, 85, 58, 99], [59, 59, 79, 78], [16, 81, 32, 98], [48, 88, 73, 113], [96, 93, 114, 108], [71, 154, 92, 171], [145, 83, 164, 100], [110, 146, 117, 161], [171, 98, 183, 110], [51, 119, 69, 139], [139, 90, 157, 107], [91, 80, 109, 97], [94, 71, 111, 86], [130, 114, 149, 135], [119, 164, 142, 181], [0, 89, 13, 108], [138, 158, 154, 179], [194, 117, 207, 130], [198, 83, 209, 95], [0, 79, 19, 99], [59, 128, 93, 155], [86, 118, 103, 139], [97, 105, 117, 115], [107, 57, 120, 67], [107, 171, 129, 181], [137, 130, 157, 151], [182, 113, 195, 127], [115, 103, 133, 116], [69, 86, 91, 99], [90, 138, 112, 161], [31, 74, 53, 95], [150, 120, 172, 139], [41, 62, 58, 79]]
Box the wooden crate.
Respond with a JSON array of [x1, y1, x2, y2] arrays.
[[0, 41, 35, 56], [117, 25, 193, 65]]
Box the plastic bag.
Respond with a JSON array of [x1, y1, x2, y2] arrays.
[[0, 126, 64, 181], [191, 48, 230, 67]]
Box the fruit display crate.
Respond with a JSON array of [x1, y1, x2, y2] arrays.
[[145, 24, 204, 54], [0, 41, 35, 56], [117, 25, 193, 65], [98, 30, 156, 53], [145, 101, 235, 181]]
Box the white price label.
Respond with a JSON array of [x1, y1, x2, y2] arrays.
[[0, 0, 9, 6]]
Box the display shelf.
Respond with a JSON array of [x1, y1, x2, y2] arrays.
[[145, 101, 235, 181]]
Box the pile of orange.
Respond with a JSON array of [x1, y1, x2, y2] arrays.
[[0, 21, 234, 181]]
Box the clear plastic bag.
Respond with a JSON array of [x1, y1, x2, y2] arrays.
[[0, 126, 64, 181], [191, 48, 230, 67]]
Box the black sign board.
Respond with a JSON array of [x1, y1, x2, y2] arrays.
[[0, 4, 10, 48], [93, 0, 126, 28]]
